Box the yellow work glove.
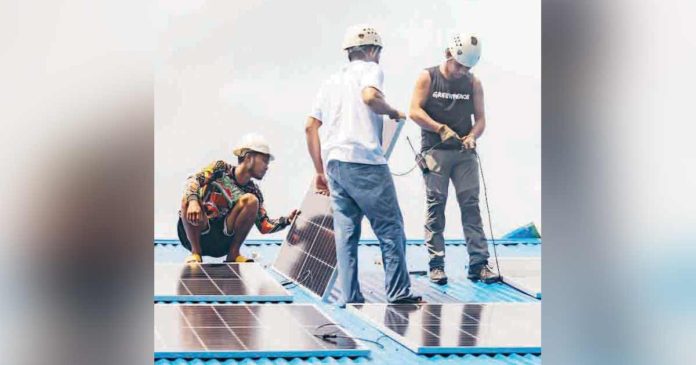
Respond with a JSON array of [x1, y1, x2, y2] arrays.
[[437, 125, 459, 142]]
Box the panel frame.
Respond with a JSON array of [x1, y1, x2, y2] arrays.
[[272, 265, 338, 303], [348, 303, 541, 355], [154, 263, 293, 303], [154, 303, 370, 359], [495, 257, 542, 299]]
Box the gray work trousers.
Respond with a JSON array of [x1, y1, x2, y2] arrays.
[[423, 149, 489, 269]]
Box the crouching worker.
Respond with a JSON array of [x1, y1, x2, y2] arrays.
[[178, 133, 298, 263]]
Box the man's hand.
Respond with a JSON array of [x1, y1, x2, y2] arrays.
[[438, 124, 459, 142], [186, 200, 203, 225], [388, 109, 406, 121], [287, 209, 300, 224], [461, 134, 477, 149], [314, 173, 330, 196]]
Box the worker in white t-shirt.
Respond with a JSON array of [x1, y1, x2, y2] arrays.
[[305, 24, 422, 307]]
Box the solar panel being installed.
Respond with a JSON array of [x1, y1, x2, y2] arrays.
[[154, 263, 292, 302], [493, 257, 541, 299], [272, 118, 405, 300], [154, 304, 369, 359], [272, 187, 337, 300], [349, 303, 541, 355]]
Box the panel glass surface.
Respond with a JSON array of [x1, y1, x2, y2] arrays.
[[349, 303, 541, 354], [155, 304, 368, 358], [492, 257, 542, 299], [154, 263, 292, 302]]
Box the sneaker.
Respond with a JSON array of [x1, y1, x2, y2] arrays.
[[185, 253, 202, 264], [224, 255, 255, 263], [429, 267, 448, 285], [467, 264, 502, 284]]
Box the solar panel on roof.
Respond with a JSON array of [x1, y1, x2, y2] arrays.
[[154, 303, 370, 359], [272, 118, 404, 300], [349, 303, 541, 355], [493, 257, 541, 299], [154, 263, 292, 302]]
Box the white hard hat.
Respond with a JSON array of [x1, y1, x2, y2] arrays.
[[448, 33, 482, 67], [342, 24, 383, 50], [233, 133, 274, 161]]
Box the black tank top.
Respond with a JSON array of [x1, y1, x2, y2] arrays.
[[421, 66, 475, 152]]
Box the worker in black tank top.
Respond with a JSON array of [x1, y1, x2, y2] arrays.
[[408, 33, 501, 285], [420, 66, 476, 151]]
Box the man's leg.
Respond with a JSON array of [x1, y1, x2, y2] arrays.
[[180, 204, 210, 259], [423, 150, 452, 272], [223, 193, 259, 262], [346, 163, 413, 303], [450, 152, 493, 276], [326, 161, 365, 306]]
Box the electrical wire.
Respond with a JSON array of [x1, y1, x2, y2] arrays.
[[280, 269, 313, 289], [390, 164, 419, 176], [312, 323, 386, 349], [391, 133, 503, 279], [473, 149, 502, 279], [390, 137, 446, 177]]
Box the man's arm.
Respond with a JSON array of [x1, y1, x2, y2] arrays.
[[409, 70, 459, 141], [409, 70, 443, 132], [461, 76, 486, 149], [305, 116, 330, 195], [255, 205, 297, 234], [362, 87, 405, 120]]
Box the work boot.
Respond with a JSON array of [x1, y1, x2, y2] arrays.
[[467, 264, 502, 284], [429, 267, 448, 285]]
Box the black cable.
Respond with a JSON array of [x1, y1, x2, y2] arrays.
[[312, 323, 386, 349], [281, 269, 313, 289], [390, 138, 446, 177], [473, 149, 502, 279], [389, 133, 502, 279], [314, 333, 386, 350]]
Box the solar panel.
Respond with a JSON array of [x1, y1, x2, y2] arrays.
[[328, 267, 461, 304], [154, 263, 292, 302], [272, 117, 404, 300], [493, 257, 541, 299], [272, 187, 337, 300], [154, 303, 370, 359], [349, 303, 541, 355]]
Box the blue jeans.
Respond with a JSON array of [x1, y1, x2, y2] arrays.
[[326, 160, 414, 306]]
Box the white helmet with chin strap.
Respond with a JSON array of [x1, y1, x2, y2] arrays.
[[233, 133, 274, 161], [342, 24, 383, 50], [448, 33, 482, 67]]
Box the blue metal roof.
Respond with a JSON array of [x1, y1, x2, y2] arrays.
[[154, 241, 541, 364], [154, 238, 542, 246]]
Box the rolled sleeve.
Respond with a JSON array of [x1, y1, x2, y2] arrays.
[[309, 85, 324, 120], [360, 64, 384, 93]]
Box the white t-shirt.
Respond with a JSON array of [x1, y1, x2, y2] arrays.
[[310, 60, 387, 166]]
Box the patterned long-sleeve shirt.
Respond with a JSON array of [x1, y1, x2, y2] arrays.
[[182, 160, 290, 234]]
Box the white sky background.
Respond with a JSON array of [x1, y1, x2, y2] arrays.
[[155, 0, 540, 240]]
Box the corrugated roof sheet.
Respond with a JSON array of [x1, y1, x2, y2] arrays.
[[154, 241, 541, 364], [154, 238, 542, 246]]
